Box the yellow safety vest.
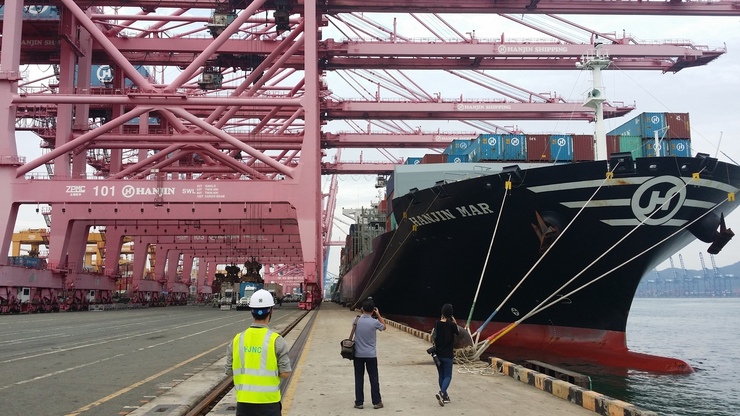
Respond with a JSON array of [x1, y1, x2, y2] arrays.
[[231, 327, 281, 403]]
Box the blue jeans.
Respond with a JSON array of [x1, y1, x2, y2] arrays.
[[353, 357, 382, 405], [437, 356, 454, 397]]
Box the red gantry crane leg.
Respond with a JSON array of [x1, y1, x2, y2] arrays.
[[1, 1, 737, 314]]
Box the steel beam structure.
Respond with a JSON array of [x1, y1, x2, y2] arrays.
[[0, 0, 734, 312], [36, 0, 740, 16]]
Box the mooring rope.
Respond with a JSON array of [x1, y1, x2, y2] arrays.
[[465, 174, 511, 331], [468, 170, 718, 359], [471, 165, 618, 338], [524, 196, 730, 323]]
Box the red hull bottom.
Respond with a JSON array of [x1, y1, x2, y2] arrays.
[[391, 315, 694, 375]]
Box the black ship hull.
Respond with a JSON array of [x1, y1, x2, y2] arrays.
[[338, 155, 740, 373]]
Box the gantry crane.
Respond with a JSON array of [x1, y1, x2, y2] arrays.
[[1, 1, 738, 314], [678, 254, 690, 296]]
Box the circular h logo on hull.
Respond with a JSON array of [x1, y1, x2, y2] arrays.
[[631, 176, 686, 225]]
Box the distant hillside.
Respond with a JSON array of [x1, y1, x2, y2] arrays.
[[638, 258, 740, 297], [718, 261, 740, 277]]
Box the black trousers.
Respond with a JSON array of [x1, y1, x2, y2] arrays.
[[353, 356, 382, 405], [235, 401, 281, 416]]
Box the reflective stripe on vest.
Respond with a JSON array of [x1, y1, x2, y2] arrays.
[[232, 327, 281, 403]]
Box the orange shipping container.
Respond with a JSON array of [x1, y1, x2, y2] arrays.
[[526, 134, 551, 162], [666, 113, 691, 139], [572, 135, 595, 161], [606, 135, 620, 157], [421, 153, 448, 164]]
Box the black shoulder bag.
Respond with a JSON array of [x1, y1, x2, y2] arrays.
[[340, 315, 360, 360]]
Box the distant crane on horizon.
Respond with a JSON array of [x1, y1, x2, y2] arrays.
[[679, 254, 690, 296]]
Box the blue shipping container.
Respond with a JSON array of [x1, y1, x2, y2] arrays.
[[447, 154, 468, 163], [668, 139, 691, 157], [7, 256, 44, 268], [468, 134, 504, 162], [88, 65, 152, 88], [550, 134, 573, 162], [443, 139, 475, 154], [125, 117, 161, 126], [503, 134, 527, 160], [0, 5, 60, 20], [404, 157, 422, 165], [608, 112, 667, 139], [643, 138, 669, 157]]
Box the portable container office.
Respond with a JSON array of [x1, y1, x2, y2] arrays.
[[526, 135, 551, 162], [503, 134, 527, 160], [550, 134, 573, 162]]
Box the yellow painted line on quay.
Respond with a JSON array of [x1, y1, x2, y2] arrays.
[[64, 341, 229, 416]]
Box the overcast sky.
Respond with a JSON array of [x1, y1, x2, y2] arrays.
[[324, 14, 740, 274], [11, 12, 740, 275]]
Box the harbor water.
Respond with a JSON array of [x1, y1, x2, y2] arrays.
[[591, 298, 740, 416]]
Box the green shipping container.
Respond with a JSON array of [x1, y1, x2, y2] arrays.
[[619, 135, 643, 158]]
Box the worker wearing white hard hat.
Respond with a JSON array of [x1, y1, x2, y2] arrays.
[[226, 288, 291, 416], [248, 288, 275, 309]]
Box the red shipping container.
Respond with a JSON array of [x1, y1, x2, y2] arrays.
[[572, 135, 596, 161], [666, 113, 691, 139], [421, 153, 447, 164], [606, 135, 620, 157], [526, 134, 551, 162]]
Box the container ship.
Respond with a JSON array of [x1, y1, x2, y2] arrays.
[[334, 55, 740, 374]]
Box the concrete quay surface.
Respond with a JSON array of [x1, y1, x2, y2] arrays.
[[130, 302, 656, 416]]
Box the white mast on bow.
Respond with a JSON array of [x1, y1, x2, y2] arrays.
[[577, 43, 611, 161]]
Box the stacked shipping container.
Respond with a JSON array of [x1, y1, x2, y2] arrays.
[[607, 112, 691, 157], [428, 112, 692, 163]]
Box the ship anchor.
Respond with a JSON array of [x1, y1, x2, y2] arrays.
[[707, 212, 734, 254], [531, 211, 561, 254]]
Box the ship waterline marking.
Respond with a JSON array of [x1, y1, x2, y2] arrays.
[[407, 203, 494, 227]]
